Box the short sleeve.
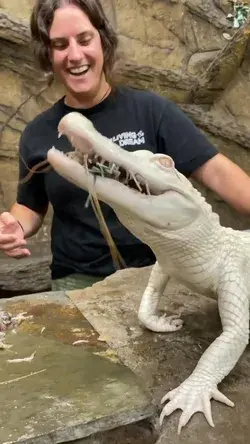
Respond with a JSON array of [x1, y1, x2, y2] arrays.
[[156, 100, 218, 177], [16, 127, 49, 213]]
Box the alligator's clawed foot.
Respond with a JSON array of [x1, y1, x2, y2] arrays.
[[138, 313, 183, 333], [159, 378, 234, 434]]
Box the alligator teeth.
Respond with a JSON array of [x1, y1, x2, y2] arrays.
[[131, 172, 142, 192], [71, 152, 151, 195], [145, 182, 151, 195], [109, 163, 117, 174], [113, 169, 121, 180]]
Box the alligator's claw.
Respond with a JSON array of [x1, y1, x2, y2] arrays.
[[139, 313, 183, 333], [159, 378, 234, 434]]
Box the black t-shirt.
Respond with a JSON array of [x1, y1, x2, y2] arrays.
[[17, 86, 218, 279]]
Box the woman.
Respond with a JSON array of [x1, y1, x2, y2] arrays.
[[1, 0, 250, 291]]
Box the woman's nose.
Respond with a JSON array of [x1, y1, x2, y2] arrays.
[[67, 41, 83, 62]]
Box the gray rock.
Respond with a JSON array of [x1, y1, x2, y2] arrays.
[[0, 244, 51, 294], [187, 50, 220, 75], [0, 291, 157, 444], [186, 0, 230, 28]]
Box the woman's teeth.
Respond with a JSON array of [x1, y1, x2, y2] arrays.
[[68, 66, 90, 76]]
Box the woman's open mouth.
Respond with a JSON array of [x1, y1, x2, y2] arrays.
[[67, 65, 90, 77]]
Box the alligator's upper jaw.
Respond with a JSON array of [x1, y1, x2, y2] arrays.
[[54, 112, 175, 196], [47, 112, 193, 228]]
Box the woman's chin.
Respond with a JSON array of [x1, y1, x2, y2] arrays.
[[62, 72, 108, 106], [67, 78, 92, 92], [68, 79, 101, 97]]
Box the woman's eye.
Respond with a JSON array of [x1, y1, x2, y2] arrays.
[[51, 41, 67, 50], [78, 37, 92, 46]]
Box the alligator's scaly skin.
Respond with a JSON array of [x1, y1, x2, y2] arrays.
[[46, 112, 250, 434], [116, 204, 250, 433]]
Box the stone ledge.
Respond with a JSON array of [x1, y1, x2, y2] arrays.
[[0, 291, 158, 444], [115, 62, 197, 103], [66, 417, 159, 444], [179, 103, 250, 149], [0, 243, 51, 294], [0, 8, 30, 45], [186, 0, 229, 29]]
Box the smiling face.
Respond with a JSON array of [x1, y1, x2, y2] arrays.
[[49, 4, 109, 108]]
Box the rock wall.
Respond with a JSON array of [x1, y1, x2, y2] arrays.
[[0, 0, 250, 290]]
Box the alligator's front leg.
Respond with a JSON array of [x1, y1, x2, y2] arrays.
[[160, 272, 249, 434], [138, 261, 183, 333]]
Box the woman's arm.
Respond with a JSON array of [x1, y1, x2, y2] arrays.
[[10, 202, 48, 238]]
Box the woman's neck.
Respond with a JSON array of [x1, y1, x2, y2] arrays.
[[64, 80, 111, 109]]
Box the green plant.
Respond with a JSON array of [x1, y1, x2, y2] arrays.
[[227, 1, 250, 28]]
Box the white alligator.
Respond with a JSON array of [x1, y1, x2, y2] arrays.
[[47, 112, 250, 434]]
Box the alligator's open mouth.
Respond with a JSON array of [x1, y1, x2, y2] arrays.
[[67, 149, 160, 196], [47, 111, 174, 198], [20, 148, 152, 196]]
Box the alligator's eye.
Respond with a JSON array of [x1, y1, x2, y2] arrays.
[[159, 158, 173, 168], [151, 155, 175, 169]]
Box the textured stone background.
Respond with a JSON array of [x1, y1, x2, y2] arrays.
[[1, 0, 250, 290]]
